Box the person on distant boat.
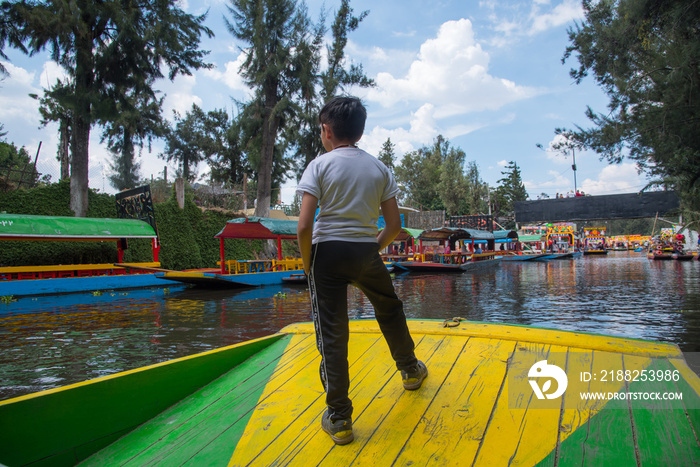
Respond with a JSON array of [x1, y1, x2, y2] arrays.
[[475, 245, 483, 254], [297, 96, 426, 446]]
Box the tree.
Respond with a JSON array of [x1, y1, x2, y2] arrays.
[[562, 0, 700, 220], [395, 135, 471, 215], [31, 81, 72, 180], [2, 1, 213, 216], [202, 109, 251, 187], [395, 138, 443, 211], [319, 0, 373, 101], [226, 0, 309, 217], [463, 161, 488, 215], [437, 143, 468, 216], [494, 161, 528, 226], [161, 105, 209, 182], [286, 0, 373, 180], [377, 138, 395, 172], [104, 89, 165, 191], [0, 140, 41, 189]]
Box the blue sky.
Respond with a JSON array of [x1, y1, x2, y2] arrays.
[[0, 0, 649, 204]]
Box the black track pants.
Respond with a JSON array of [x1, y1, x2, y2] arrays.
[[307, 241, 417, 421]]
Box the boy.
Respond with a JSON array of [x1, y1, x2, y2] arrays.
[[296, 96, 427, 446]]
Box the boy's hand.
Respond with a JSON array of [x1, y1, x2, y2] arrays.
[[297, 192, 318, 274], [377, 197, 402, 250]]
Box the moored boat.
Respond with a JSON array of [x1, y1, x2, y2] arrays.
[[500, 252, 549, 261], [582, 226, 608, 256], [396, 227, 501, 273], [156, 217, 305, 289], [2, 319, 699, 466], [0, 213, 167, 297], [647, 251, 674, 260], [672, 253, 695, 261]]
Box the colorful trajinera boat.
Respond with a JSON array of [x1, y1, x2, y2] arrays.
[[156, 217, 305, 288], [583, 227, 608, 256], [395, 227, 502, 272], [0, 213, 167, 297], [2, 319, 699, 466]]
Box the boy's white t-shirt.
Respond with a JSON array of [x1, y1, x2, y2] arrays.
[[297, 147, 400, 244]]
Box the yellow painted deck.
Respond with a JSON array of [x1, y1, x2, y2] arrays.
[[81, 320, 700, 466]]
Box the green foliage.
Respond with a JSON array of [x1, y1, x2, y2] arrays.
[[494, 161, 528, 225], [0, 141, 41, 189], [395, 135, 488, 216], [562, 0, 700, 224], [378, 138, 395, 172], [161, 104, 209, 182]]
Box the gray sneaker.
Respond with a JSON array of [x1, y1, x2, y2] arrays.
[[321, 410, 354, 445], [401, 361, 428, 390]]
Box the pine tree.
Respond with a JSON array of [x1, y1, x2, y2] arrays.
[[378, 138, 395, 171], [226, 0, 307, 217]]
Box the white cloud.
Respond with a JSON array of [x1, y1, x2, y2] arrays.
[[38, 61, 70, 89], [542, 132, 580, 164], [203, 51, 251, 95], [580, 163, 646, 196], [360, 103, 440, 158], [366, 19, 538, 114], [524, 169, 571, 194], [0, 61, 41, 125], [529, 0, 583, 35], [160, 74, 203, 119]]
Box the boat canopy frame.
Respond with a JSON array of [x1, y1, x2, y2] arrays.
[[417, 227, 496, 251], [214, 217, 299, 274]]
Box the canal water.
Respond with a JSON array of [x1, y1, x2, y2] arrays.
[[1, 251, 699, 401]]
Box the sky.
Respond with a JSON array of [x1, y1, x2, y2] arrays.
[[0, 0, 650, 206]]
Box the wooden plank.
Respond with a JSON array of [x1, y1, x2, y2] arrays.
[[81, 335, 305, 466], [258, 332, 402, 466], [0, 333, 285, 467], [228, 333, 384, 466], [509, 345, 568, 466], [343, 335, 466, 465], [281, 321, 682, 358], [561, 351, 639, 466], [0, 262, 161, 274], [670, 357, 700, 437], [474, 342, 551, 466], [626, 356, 700, 465], [251, 334, 445, 466], [395, 337, 515, 465]]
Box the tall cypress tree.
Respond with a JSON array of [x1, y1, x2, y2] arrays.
[[226, 0, 307, 217]]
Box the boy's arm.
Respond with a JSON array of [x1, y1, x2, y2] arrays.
[[377, 197, 402, 250], [297, 192, 318, 274]]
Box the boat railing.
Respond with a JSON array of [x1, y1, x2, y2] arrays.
[[471, 251, 498, 262], [0, 262, 162, 281], [217, 258, 303, 274]]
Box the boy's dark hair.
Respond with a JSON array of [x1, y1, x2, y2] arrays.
[[319, 96, 367, 142]]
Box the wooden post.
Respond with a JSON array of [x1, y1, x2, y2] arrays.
[[220, 238, 226, 274]]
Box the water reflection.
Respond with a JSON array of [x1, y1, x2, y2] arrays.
[[1, 252, 698, 401]]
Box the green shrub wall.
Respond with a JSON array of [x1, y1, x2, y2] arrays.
[[0, 183, 298, 269]]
